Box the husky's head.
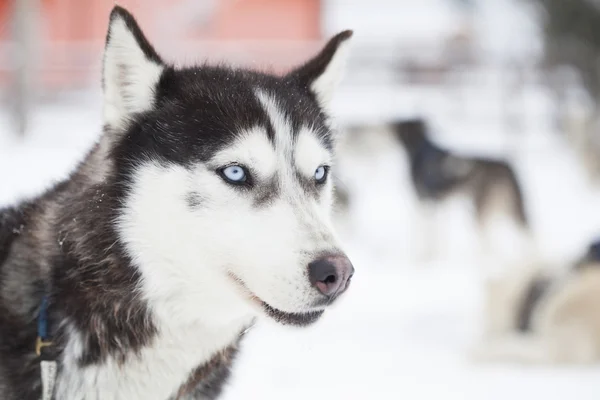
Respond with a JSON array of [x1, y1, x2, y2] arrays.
[[103, 7, 354, 327]]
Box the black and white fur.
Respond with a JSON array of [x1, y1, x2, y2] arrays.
[[334, 118, 533, 265], [0, 7, 354, 399], [393, 118, 533, 264], [393, 119, 528, 227]]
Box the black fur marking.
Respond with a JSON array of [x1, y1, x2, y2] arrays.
[[0, 207, 44, 400], [261, 303, 324, 327], [516, 276, 552, 332], [186, 192, 205, 209], [295, 171, 321, 198], [0, 207, 26, 266], [0, 201, 56, 398], [172, 336, 244, 399], [51, 179, 157, 368], [264, 114, 277, 144], [253, 177, 280, 207]]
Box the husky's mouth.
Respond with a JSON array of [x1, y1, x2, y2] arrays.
[[261, 303, 324, 326], [228, 272, 324, 327]]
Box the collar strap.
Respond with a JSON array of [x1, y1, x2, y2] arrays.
[[36, 296, 54, 357]]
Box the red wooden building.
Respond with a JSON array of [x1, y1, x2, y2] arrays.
[[0, 0, 324, 91]]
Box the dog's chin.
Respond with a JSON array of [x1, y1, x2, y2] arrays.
[[260, 303, 324, 327], [228, 272, 324, 327]]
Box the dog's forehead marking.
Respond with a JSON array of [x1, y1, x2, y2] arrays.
[[254, 89, 294, 159], [254, 89, 330, 175], [254, 89, 299, 197]]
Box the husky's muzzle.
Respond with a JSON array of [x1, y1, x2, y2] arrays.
[[229, 253, 354, 327]]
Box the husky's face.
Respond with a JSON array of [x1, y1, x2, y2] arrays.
[[103, 8, 354, 327]]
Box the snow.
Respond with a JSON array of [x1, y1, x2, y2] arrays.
[[0, 98, 103, 207], [322, 0, 464, 42], [1, 1, 599, 392], [1, 83, 599, 399], [224, 267, 600, 400], [3, 0, 600, 397]]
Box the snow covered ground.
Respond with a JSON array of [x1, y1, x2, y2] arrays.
[[1, 86, 600, 399]]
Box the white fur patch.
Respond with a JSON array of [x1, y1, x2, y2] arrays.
[[55, 319, 247, 399], [210, 127, 277, 181], [294, 129, 332, 178], [103, 16, 163, 128]]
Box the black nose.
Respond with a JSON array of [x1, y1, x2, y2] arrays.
[[308, 255, 354, 298]]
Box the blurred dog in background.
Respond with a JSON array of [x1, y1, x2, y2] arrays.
[[333, 118, 533, 266], [394, 119, 527, 230], [394, 119, 532, 264], [473, 238, 600, 364]]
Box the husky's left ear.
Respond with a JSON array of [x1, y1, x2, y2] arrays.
[[103, 6, 165, 128], [289, 30, 353, 111]]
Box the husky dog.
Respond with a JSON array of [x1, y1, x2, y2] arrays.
[[473, 239, 600, 364], [393, 119, 527, 227], [392, 118, 532, 263], [0, 7, 355, 400]]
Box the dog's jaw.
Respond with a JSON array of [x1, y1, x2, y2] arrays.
[[227, 271, 326, 327], [261, 303, 325, 326]]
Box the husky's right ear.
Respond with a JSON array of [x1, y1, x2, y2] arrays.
[[103, 6, 165, 128], [288, 30, 353, 112]]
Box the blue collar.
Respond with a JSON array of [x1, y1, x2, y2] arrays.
[[36, 296, 53, 357]]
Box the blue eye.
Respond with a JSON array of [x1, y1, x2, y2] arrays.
[[315, 166, 328, 183], [220, 165, 247, 184]]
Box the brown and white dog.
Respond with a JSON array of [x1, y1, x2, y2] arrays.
[[473, 239, 600, 364]]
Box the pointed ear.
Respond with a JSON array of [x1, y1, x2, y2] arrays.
[[103, 6, 165, 128], [289, 30, 353, 111]]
